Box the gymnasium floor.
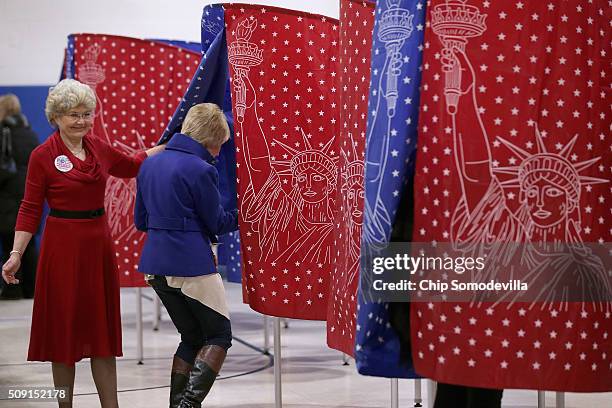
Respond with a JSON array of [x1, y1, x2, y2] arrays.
[[1, 283, 610, 407]]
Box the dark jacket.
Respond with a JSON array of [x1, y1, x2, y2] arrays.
[[0, 114, 39, 232], [135, 133, 239, 277]]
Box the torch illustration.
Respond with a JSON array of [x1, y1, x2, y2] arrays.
[[431, 0, 486, 114], [377, 0, 414, 117], [228, 19, 264, 123]]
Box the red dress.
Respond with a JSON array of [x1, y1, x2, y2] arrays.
[[16, 131, 146, 365]]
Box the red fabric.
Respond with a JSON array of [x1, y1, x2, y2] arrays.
[[411, 1, 611, 391], [226, 4, 340, 320], [17, 132, 145, 364], [327, 0, 375, 356], [71, 34, 200, 286]]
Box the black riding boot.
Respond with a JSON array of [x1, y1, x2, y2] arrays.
[[170, 355, 193, 408], [178, 345, 226, 408]]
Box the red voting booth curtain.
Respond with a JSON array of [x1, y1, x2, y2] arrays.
[[226, 2, 376, 354], [411, 1, 611, 391], [327, 0, 375, 356], [70, 34, 200, 287], [226, 4, 340, 320]]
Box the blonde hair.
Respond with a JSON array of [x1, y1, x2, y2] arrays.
[[0, 94, 22, 122], [45, 79, 96, 125], [181, 103, 229, 147]]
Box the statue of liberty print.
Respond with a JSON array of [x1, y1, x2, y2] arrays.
[[431, 8, 611, 307]]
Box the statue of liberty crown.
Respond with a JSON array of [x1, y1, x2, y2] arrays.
[[520, 154, 579, 195], [494, 128, 608, 202], [345, 161, 364, 182], [272, 129, 338, 184], [291, 150, 337, 181], [340, 141, 364, 183]]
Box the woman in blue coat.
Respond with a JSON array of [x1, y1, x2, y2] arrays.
[[135, 103, 238, 408]]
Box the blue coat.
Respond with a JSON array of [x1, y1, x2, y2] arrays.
[[135, 133, 238, 277]]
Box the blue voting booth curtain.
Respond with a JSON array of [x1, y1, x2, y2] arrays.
[[159, 4, 242, 283], [354, 0, 426, 378], [200, 4, 241, 283]]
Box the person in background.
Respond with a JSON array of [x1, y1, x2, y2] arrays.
[[1, 79, 165, 408], [0, 94, 39, 299], [134, 103, 238, 408]]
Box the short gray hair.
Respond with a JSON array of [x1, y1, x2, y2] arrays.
[[181, 103, 229, 147], [45, 79, 96, 125]]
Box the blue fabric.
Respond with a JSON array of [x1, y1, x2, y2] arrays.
[[158, 9, 243, 283], [201, 4, 225, 55], [135, 133, 238, 277], [199, 4, 242, 283], [62, 35, 77, 80], [214, 115, 242, 283], [159, 26, 228, 143], [355, 0, 425, 378]]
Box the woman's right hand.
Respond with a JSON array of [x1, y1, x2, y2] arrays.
[[2, 253, 21, 284]]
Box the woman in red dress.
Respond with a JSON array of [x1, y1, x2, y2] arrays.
[[1, 79, 164, 407]]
